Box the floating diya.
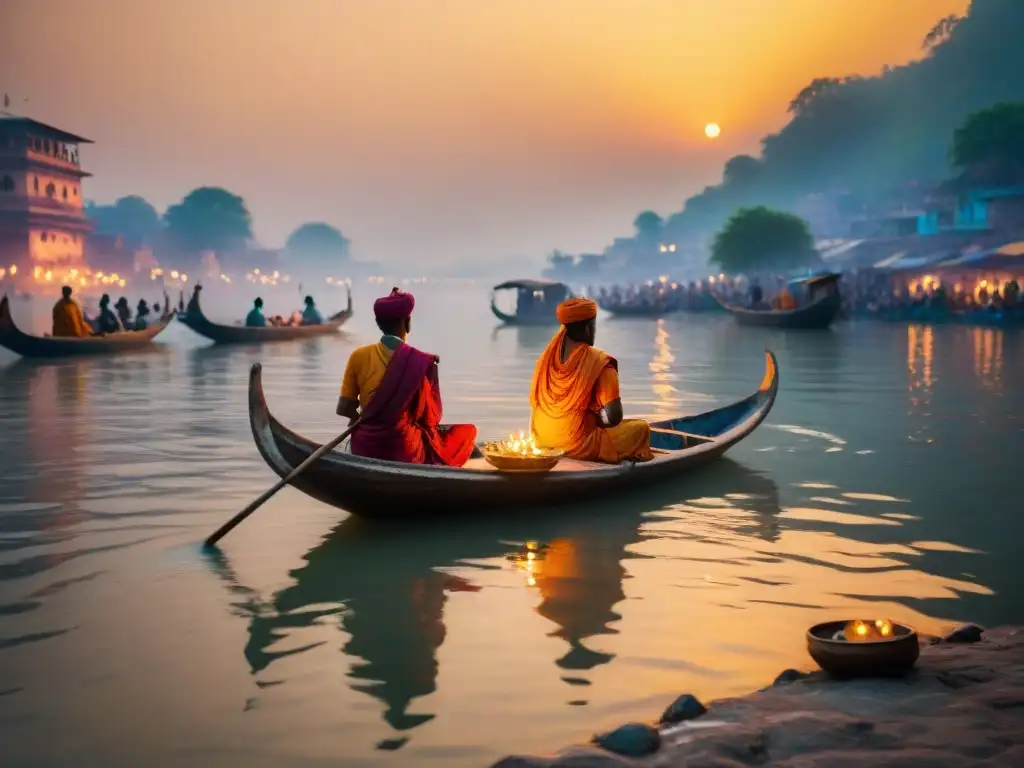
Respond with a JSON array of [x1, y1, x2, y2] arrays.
[[806, 618, 920, 678], [482, 431, 564, 472]]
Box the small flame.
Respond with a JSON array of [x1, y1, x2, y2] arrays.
[[501, 430, 543, 457], [843, 618, 895, 642]]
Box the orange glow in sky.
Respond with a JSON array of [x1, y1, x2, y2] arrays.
[[0, 0, 970, 266]]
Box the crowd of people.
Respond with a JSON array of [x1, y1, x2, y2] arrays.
[[51, 286, 160, 337], [596, 280, 723, 312], [49, 284, 330, 338], [594, 274, 818, 313], [844, 272, 1022, 318]]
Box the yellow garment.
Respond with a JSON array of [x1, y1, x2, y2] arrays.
[[340, 342, 394, 409], [529, 328, 652, 463], [52, 298, 90, 338]]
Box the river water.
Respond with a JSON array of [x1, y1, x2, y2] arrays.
[[0, 283, 1021, 767]]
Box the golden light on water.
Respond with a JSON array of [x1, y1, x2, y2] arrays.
[[705, 122, 721, 138]]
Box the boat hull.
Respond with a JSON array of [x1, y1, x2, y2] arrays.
[[718, 292, 841, 329], [248, 350, 779, 518], [179, 288, 352, 344], [490, 300, 559, 326], [0, 296, 173, 358]]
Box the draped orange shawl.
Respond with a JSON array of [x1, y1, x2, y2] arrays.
[[529, 328, 616, 453]]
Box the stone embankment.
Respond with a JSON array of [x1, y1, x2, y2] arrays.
[[492, 625, 1024, 767]]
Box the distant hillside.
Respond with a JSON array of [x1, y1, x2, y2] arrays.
[[659, 0, 1024, 242]]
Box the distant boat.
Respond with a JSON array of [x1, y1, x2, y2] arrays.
[[178, 285, 353, 344], [717, 273, 842, 329], [0, 294, 173, 358], [490, 279, 571, 325]]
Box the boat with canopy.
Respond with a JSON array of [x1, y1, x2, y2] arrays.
[[490, 279, 571, 325]]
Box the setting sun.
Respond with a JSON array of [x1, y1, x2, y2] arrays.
[[705, 123, 721, 139]]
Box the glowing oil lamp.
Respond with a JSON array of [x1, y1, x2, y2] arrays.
[[482, 430, 564, 472], [808, 618, 919, 677]]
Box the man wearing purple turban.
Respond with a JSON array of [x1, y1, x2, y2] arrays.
[[336, 287, 477, 466]]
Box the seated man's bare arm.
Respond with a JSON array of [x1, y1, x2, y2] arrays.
[[595, 397, 624, 429]]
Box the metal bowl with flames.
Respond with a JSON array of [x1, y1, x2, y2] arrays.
[[807, 619, 920, 678], [482, 432, 565, 472]]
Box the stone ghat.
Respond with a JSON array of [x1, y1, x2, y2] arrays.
[[492, 626, 1024, 767]]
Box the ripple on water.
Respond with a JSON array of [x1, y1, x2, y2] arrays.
[[0, 292, 1020, 766]]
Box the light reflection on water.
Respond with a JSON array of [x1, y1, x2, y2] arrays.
[[0, 286, 1022, 766]]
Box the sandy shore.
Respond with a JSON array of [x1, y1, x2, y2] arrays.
[[492, 626, 1024, 767]]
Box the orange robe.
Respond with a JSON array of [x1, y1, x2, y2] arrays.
[[52, 297, 91, 338], [529, 329, 652, 463]]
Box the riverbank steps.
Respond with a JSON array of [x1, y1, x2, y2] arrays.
[[492, 625, 1024, 767]]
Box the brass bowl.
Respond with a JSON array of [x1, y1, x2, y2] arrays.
[[807, 620, 920, 678], [481, 443, 564, 473]]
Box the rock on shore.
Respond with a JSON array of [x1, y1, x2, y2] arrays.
[[491, 626, 1024, 767]]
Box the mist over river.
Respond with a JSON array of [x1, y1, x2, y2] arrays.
[[1, 283, 1021, 766]]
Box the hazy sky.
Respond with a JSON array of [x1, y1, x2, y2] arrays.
[[1, 0, 969, 265]]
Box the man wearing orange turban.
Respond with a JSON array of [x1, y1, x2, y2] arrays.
[[529, 298, 652, 464], [337, 288, 477, 466]]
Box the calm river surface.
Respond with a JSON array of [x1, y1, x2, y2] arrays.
[[1, 283, 1022, 767]]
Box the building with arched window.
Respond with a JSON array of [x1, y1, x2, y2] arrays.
[[0, 115, 93, 287]]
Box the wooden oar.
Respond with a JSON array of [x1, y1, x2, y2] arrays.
[[203, 418, 361, 548]]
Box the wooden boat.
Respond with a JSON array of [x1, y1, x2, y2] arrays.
[[490, 279, 571, 325], [178, 285, 352, 344], [0, 294, 173, 359], [248, 349, 779, 518], [717, 273, 842, 329]]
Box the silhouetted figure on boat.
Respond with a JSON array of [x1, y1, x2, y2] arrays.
[[245, 297, 266, 328], [51, 285, 91, 338]]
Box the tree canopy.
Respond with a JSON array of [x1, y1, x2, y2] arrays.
[[164, 186, 252, 254], [643, 0, 1024, 245], [950, 101, 1024, 185], [633, 210, 663, 241], [286, 222, 351, 261], [86, 195, 162, 247], [710, 207, 816, 274]]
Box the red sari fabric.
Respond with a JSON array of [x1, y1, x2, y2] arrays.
[[350, 342, 477, 467]]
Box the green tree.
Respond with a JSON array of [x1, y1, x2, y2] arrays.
[[950, 101, 1024, 185], [613, 0, 1024, 250], [547, 249, 575, 269], [286, 222, 351, 261], [710, 206, 816, 274], [722, 155, 762, 187], [86, 195, 162, 247], [164, 187, 252, 254], [923, 14, 962, 52], [632, 210, 663, 241], [542, 249, 575, 279], [786, 77, 843, 116]]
